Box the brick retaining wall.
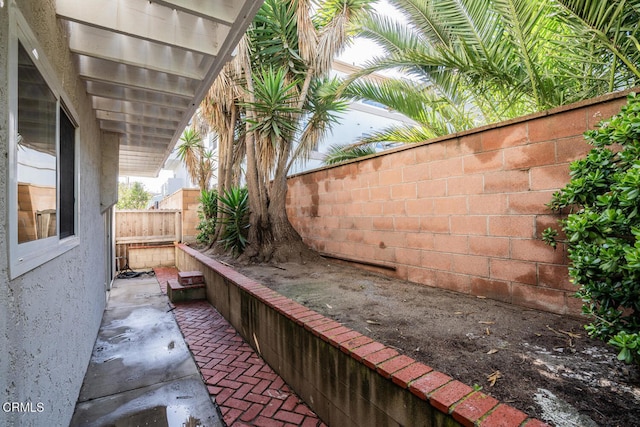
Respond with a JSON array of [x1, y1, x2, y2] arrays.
[[175, 244, 548, 427], [286, 89, 636, 316]]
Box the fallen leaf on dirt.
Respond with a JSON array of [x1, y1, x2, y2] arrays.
[[454, 311, 464, 315], [487, 349, 499, 355], [366, 320, 381, 325], [545, 324, 563, 336], [560, 329, 581, 339], [486, 327, 491, 336], [326, 304, 333, 309], [546, 325, 582, 340], [487, 370, 502, 386], [479, 321, 495, 325]]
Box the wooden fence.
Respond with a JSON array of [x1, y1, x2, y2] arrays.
[[115, 210, 182, 270]]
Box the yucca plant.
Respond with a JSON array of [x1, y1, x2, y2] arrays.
[[238, 0, 373, 262], [199, 189, 219, 221], [217, 187, 250, 255]]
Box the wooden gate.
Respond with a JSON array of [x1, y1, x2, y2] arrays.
[[115, 210, 182, 271]]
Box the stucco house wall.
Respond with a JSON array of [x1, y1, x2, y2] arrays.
[[1, 1, 111, 425]]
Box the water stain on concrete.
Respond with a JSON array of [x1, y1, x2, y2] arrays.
[[70, 277, 222, 427]]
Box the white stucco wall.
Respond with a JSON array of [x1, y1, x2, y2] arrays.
[[1, 3, 10, 424], [1, 1, 108, 425]]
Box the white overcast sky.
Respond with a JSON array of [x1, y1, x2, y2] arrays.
[[337, 0, 399, 66]]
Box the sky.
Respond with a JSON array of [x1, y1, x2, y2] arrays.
[[337, 0, 396, 66]]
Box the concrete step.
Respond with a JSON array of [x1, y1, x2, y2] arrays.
[[167, 278, 205, 303], [178, 270, 205, 286]]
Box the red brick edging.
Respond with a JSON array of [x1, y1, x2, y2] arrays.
[[156, 267, 326, 426], [175, 244, 549, 427]]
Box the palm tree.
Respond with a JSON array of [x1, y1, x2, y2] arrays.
[[328, 0, 640, 162], [200, 62, 245, 196], [192, 0, 370, 261], [237, 0, 372, 262], [197, 62, 246, 243], [175, 127, 215, 191]]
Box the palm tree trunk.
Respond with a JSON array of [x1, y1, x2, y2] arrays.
[[242, 56, 271, 260], [247, 141, 316, 263]]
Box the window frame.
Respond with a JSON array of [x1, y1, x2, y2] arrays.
[[8, 6, 80, 279]]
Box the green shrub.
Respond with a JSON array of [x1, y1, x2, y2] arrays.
[[543, 93, 640, 365]]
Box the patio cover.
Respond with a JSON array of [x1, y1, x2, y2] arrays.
[[56, 0, 263, 177]]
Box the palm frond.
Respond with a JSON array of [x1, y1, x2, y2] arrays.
[[176, 128, 204, 188], [322, 143, 377, 165], [356, 12, 427, 55], [491, 0, 552, 108], [392, 0, 449, 46], [290, 76, 350, 170], [557, 0, 640, 85], [315, 0, 374, 74], [356, 124, 441, 145], [343, 0, 638, 135]]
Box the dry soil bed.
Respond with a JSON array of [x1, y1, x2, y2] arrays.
[[209, 254, 639, 427]]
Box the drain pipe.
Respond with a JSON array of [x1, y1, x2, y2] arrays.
[[319, 252, 397, 272]]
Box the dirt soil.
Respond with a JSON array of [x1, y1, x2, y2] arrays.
[[208, 253, 639, 427]]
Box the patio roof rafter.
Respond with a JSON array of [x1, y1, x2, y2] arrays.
[[55, 0, 263, 177]]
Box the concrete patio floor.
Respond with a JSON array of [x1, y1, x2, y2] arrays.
[[70, 275, 224, 427], [71, 270, 324, 426]]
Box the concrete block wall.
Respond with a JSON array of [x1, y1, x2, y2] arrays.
[[128, 246, 175, 269], [158, 188, 201, 242], [176, 244, 548, 427], [287, 90, 635, 316]]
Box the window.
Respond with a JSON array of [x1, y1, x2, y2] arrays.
[[59, 107, 76, 239], [9, 9, 79, 278], [16, 42, 58, 243]]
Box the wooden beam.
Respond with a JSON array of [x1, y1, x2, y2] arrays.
[[68, 23, 208, 80], [56, 0, 230, 56]]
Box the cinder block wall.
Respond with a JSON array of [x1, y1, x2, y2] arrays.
[[128, 246, 175, 269], [158, 188, 201, 242], [287, 90, 634, 316]]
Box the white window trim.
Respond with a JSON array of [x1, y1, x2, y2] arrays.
[[8, 5, 80, 279]]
